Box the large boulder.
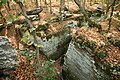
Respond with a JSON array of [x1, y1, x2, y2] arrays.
[[37, 29, 72, 60], [62, 42, 111, 80], [0, 36, 17, 78]]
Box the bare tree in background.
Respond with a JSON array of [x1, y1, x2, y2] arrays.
[[14, 1, 41, 79], [50, 0, 52, 14], [36, 0, 39, 8], [7, 0, 10, 10], [108, 0, 117, 31], [0, 10, 6, 25], [60, 0, 65, 21], [44, 0, 47, 4], [106, 0, 112, 14], [83, 0, 86, 9], [74, 0, 101, 31], [40, 0, 42, 7]]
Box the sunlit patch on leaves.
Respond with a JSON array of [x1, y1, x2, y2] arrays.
[[23, 0, 26, 5], [29, 27, 36, 32], [21, 30, 34, 45], [34, 43, 43, 48]]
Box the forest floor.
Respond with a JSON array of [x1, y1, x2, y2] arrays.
[[0, 1, 120, 80]]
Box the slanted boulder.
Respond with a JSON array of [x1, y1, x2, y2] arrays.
[[62, 28, 120, 80], [62, 42, 111, 80]]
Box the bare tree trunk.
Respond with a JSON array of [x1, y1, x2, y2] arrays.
[[108, 0, 116, 31], [0, 10, 6, 24], [60, 0, 65, 21], [7, 1, 10, 10], [36, 0, 39, 8], [40, 0, 42, 7], [90, 0, 92, 6], [15, 1, 41, 79], [102, 0, 105, 8], [83, 0, 86, 9], [106, 0, 111, 14], [67, 0, 69, 10], [50, 0, 52, 14], [44, 0, 47, 4], [74, 0, 101, 31]]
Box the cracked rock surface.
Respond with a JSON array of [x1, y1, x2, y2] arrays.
[[0, 36, 17, 71]]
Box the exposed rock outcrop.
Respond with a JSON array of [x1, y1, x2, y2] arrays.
[[62, 42, 112, 80], [0, 36, 17, 78], [37, 29, 72, 60]]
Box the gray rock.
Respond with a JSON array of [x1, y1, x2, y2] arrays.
[[66, 21, 79, 28], [37, 29, 71, 60], [62, 42, 111, 80], [0, 36, 17, 74]]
